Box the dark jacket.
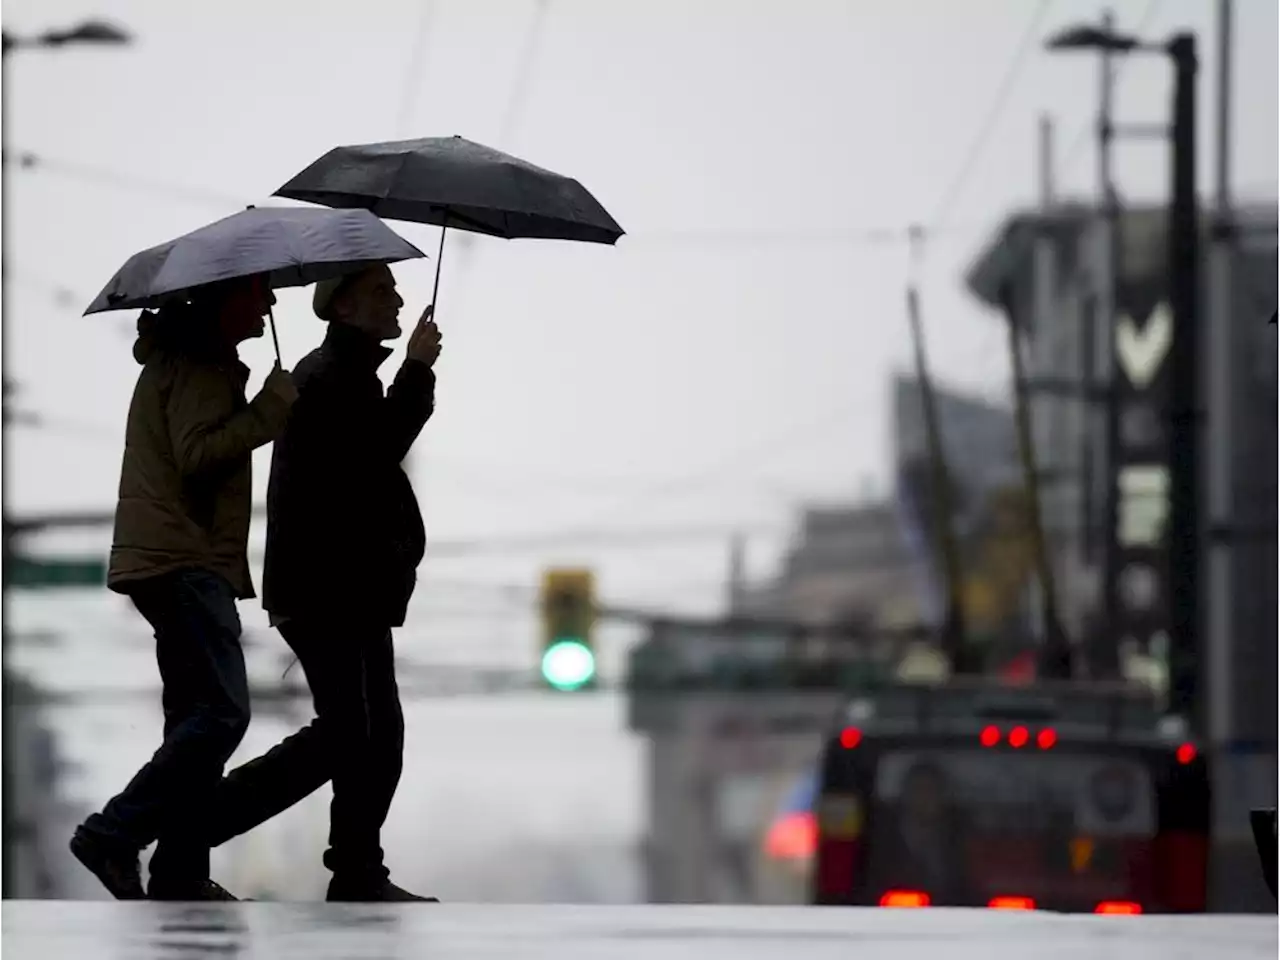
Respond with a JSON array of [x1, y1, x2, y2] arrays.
[[262, 322, 435, 627], [108, 308, 292, 598]]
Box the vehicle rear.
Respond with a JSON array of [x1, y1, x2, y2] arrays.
[[811, 680, 1210, 913]]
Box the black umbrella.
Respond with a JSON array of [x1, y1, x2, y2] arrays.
[[85, 205, 426, 364], [273, 136, 624, 311]]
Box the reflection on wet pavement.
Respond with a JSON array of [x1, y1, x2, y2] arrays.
[[3, 902, 1277, 960]]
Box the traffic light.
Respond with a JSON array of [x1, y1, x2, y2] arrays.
[[539, 568, 597, 691]]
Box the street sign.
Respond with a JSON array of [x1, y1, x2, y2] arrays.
[[7, 554, 107, 589]]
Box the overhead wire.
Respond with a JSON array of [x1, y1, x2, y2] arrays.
[[904, 0, 1055, 392], [6, 150, 248, 210], [922, 0, 1057, 239]]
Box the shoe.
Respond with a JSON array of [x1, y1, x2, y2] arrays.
[[69, 828, 145, 900], [327, 877, 438, 902], [148, 879, 239, 901]]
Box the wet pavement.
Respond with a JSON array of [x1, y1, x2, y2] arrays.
[[3, 902, 1277, 960]]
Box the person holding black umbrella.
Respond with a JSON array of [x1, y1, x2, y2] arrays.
[[70, 275, 298, 902], [209, 263, 441, 902], [174, 263, 442, 901]]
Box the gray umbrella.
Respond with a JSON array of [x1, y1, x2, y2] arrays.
[[273, 136, 624, 309], [85, 205, 427, 363]]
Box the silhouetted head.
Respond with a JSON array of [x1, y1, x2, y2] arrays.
[[133, 273, 274, 363], [312, 264, 405, 341]]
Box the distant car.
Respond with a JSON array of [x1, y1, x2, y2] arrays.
[[810, 679, 1211, 914]]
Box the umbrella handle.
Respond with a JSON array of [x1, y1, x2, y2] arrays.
[[430, 218, 448, 314], [267, 303, 282, 367]]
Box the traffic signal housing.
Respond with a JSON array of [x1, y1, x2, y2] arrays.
[[540, 568, 597, 691]]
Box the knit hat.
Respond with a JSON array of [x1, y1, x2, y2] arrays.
[[313, 274, 356, 320]]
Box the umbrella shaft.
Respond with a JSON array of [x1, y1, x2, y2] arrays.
[[268, 305, 282, 367], [431, 221, 448, 311]]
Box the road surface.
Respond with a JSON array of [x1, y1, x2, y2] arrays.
[[4, 902, 1276, 959]]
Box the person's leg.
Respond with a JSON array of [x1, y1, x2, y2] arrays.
[[72, 571, 250, 899], [281, 618, 382, 881], [325, 626, 433, 901], [354, 627, 404, 860], [204, 627, 335, 851]]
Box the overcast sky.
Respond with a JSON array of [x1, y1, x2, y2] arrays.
[[7, 0, 1277, 632]]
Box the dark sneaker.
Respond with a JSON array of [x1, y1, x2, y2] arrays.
[[148, 879, 240, 901], [69, 828, 145, 900], [327, 877, 438, 902]]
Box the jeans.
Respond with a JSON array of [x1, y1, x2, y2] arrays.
[[206, 616, 405, 883], [81, 569, 250, 886]]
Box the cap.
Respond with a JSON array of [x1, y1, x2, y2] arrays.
[[312, 275, 351, 321]]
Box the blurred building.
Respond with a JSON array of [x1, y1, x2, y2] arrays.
[[734, 502, 914, 627], [966, 200, 1278, 910]]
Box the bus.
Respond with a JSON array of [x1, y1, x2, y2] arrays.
[[810, 679, 1211, 913]]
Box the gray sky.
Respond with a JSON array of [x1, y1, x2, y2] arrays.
[[7, 0, 1278, 637]]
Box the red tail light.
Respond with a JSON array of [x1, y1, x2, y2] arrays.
[[1037, 728, 1057, 749], [765, 812, 817, 861], [1095, 900, 1143, 915], [1176, 743, 1197, 765], [988, 895, 1035, 911], [840, 727, 863, 749], [1008, 726, 1030, 749], [980, 725, 1001, 747], [880, 889, 930, 908]]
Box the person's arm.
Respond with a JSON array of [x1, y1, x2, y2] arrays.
[[380, 305, 442, 462], [382, 360, 436, 463], [167, 362, 295, 478]]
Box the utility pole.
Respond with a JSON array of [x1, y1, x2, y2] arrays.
[[1016, 113, 1073, 679], [1164, 32, 1201, 732], [1095, 8, 1123, 682], [904, 228, 970, 674], [1204, 0, 1234, 751]]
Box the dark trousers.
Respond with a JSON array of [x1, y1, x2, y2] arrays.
[[81, 570, 251, 886], [205, 616, 405, 882]]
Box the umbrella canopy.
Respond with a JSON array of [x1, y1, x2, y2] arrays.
[[84, 205, 426, 316], [273, 136, 624, 245]]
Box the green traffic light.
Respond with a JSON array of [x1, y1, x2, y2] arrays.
[[541, 639, 596, 691]]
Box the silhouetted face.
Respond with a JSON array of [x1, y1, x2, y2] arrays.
[[329, 264, 405, 341], [217, 274, 275, 345]]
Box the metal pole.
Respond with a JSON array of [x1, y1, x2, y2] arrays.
[[1205, 0, 1234, 749], [1024, 113, 1073, 678], [2, 41, 16, 901], [903, 234, 969, 672], [1095, 8, 1123, 680], [1165, 33, 1201, 732]]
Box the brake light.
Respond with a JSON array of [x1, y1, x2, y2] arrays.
[[988, 895, 1035, 911], [980, 725, 1001, 747], [1176, 743, 1197, 765], [1008, 726, 1030, 749], [840, 727, 863, 749], [1095, 900, 1142, 915], [1037, 728, 1057, 750], [880, 889, 930, 908]]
